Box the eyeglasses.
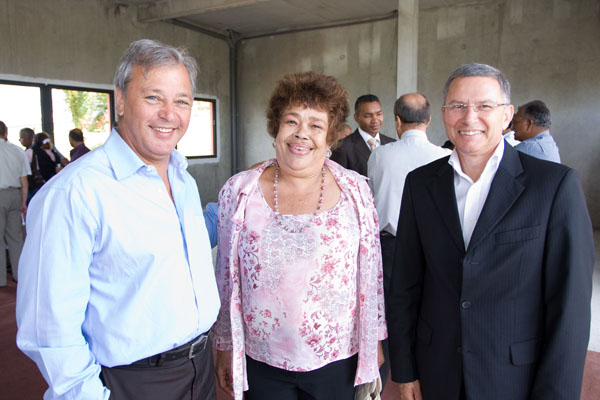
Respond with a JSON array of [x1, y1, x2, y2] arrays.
[[442, 103, 509, 114]]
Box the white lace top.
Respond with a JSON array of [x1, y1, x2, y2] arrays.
[[239, 188, 360, 371]]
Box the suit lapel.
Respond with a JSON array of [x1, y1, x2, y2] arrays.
[[351, 130, 372, 163], [428, 162, 465, 253], [467, 145, 525, 252]]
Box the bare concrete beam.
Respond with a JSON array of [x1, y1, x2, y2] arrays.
[[397, 0, 418, 95], [137, 0, 271, 22]]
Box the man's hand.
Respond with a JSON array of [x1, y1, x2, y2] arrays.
[[215, 350, 234, 397], [397, 380, 423, 400]]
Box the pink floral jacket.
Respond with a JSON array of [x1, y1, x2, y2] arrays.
[[212, 159, 387, 400]]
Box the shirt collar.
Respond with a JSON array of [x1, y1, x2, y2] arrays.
[[532, 130, 550, 139], [358, 127, 380, 144], [400, 129, 427, 140], [448, 137, 504, 183], [103, 128, 188, 181]]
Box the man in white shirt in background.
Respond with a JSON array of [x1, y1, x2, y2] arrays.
[[0, 121, 30, 286], [16, 39, 220, 400], [502, 122, 520, 147], [369, 92, 450, 298], [367, 93, 450, 388]]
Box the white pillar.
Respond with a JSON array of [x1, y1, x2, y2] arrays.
[[397, 0, 419, 96]]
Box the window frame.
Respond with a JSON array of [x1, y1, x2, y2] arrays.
[[0, 78, 219, 161], [179, 96, 218, 159], [0, 79, 116, 143]]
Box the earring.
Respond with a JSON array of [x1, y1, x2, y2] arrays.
[[326, 147, 332, 158], [272, 140, 276, 148]]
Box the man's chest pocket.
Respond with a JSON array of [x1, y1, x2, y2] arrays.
[[495, 225, 541, 245]]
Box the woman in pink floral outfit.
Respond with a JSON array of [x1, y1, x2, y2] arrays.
[[213, 71, 386, 400]]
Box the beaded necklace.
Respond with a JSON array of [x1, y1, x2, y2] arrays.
[[273, 163, 326, 234]]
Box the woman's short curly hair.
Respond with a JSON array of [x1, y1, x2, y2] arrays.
[[266, 72, 349, 145]]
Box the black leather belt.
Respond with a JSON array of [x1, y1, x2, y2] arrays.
[[129, 331, 210, 367]]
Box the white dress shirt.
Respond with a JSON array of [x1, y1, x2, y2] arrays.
[[368, 129, 451, 235], [16, 130, 220, 399], [0, 138, 31, 189], [503, 130, 520, 147], [448, 138, 504, 249], [358, 127, 381, 149]]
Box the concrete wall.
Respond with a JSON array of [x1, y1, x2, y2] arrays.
[[0, 0, 231, 204], [418, 0, 600, 227], [237, 18, 398, 170], [2, 0, 596, 221]]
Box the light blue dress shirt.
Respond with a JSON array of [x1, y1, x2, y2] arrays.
[[203, 202, 218, 248], [16, 129, 221, 399], [515, 130, 561, 163]]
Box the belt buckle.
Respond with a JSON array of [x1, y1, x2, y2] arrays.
[[188, 334, 208, 359]]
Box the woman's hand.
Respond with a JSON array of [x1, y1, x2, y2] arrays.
[[377, 341, 385, 368], [215, 350, 234, 397]]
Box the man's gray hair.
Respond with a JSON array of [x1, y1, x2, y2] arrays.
[[442, 63, 511, 104], [519, 100, 551, 128], [114, 39, 198, 97]]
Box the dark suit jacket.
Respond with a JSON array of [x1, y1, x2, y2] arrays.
[[330, 129, 395, 176], [387, 143, 594, 400]]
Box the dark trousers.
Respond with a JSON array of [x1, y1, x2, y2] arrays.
[[0, 188, 24, 286], [460, 380, 467, 400], [245, 354, 358, 400], [100, 340, 216, 400], [379, 233, 396, 388]]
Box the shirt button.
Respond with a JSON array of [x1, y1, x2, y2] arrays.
[[461, 300, 471, 309]]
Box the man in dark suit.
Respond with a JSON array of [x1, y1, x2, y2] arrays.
[[330, 94, 395, 176], [387, 63, 594, 400]]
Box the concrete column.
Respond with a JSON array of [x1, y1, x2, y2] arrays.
[[397, 0, 418, 96]]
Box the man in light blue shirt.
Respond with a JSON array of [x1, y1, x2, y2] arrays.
[[514, 100, 561, 163], [16, 39, 221, 400]]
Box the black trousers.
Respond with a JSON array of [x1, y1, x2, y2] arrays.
[[379, 233, 396, 388], [245, 354, 358, 400], [100, 340, 216, 400], [460, 380, 467, 400]]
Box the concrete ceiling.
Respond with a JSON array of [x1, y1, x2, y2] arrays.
[[114, 0, 481, 39]]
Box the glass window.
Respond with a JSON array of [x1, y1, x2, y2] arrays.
[[177, 98, 216, 158], [0, 83, 42, 145], [1, 80, 218, 161], [51, 88, 112, 156]]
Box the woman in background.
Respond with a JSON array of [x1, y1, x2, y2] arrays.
[[28, 132, 63, 182], [213, 71, 386, 400]]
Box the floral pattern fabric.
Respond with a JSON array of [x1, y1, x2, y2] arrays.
[[241, 189, 360, 371], [212, 159, 386, 400]]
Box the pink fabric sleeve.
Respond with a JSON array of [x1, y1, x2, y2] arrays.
[[212, 177, 238, 350]]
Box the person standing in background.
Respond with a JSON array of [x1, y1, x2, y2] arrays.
[[330, 94, 395, 177], [0, 121, 30, 285], [68, 128, 91, 161]]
